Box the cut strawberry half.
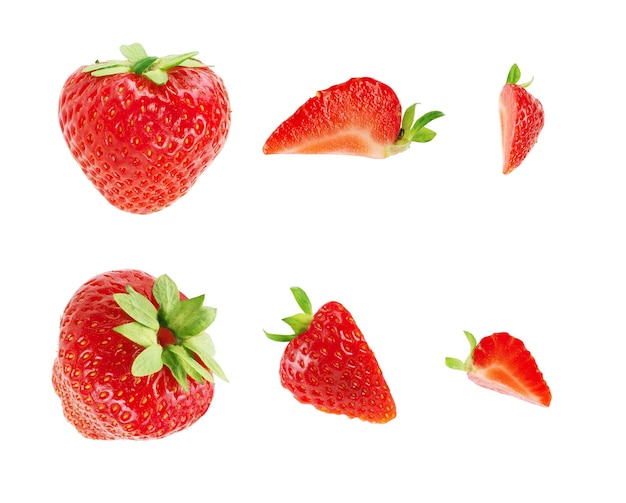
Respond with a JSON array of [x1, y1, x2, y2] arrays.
[[263, 77, 443, 159], [446, 331, 552, 407], [499, 64, 545, 174]]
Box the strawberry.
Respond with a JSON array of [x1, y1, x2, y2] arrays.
[[264, 287, 396, 423], [52, 270, 227, 440], [59, 43, 230, 214], [445, 331, 551, 407], [499, 63, 545, 174], [262, 77, 443, 159]]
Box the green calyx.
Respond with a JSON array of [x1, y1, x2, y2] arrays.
[[112, 274, 227, 391], [385, 105, 445, 157], [505, 63, 534, 88], [444, 331, 477, 372], [82, 43, 207, 85], [264, 287, 314, 342]]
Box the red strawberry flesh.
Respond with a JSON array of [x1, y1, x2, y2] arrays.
[[263, 77, 402, 159]]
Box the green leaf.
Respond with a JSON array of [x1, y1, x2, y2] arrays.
[[83, 59, 129, 73], [143, 69, 168, 85], [411, 127, 437, 143], [282, 313, 313, 335], [183, 333, 228, 382], [113, 286, 159, 331], [409, 110, 445, 134], [264, 330, 297, 342], [153, 274, 180, 319], [463, 331, 477, 351], [506, 63, 521, 85], [132, 345, 164, 376], [113, 321, 158, 348], [162, 347, 190, 391], [168, 297, 215, 338], [88, 66, 133, 78], [185, 329, 215, 357], [401, 103, 417, 133], [120, 43, 149, 63], [131, 56, 158, 75], [290, 287, 312, 315], [168, 345, 213, 383], [157, 51, 201, 70], [180, 58, 209, 68], [445, 357, 465, 371]]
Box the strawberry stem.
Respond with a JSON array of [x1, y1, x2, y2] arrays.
[[445, 331, 477, 372], [83, 43, 207, 85], [385, 105, 444, 157], [113, 274, 227, 391], [264, 287, 314, 342]]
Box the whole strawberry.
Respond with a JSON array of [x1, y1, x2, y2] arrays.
[[446, 331, 551, 407], [59, 43, 230, 213], [265, 287, 396, 423], [52, 270, 227, 439], [499, 64, 544, 174], [263, 77, 443, 158]]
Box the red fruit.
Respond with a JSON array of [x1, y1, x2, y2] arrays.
[[59, 43, 230, 214], [265, 287, 396, 423], [446, 331, 551, 407], [263, 77, 443, 159], [52, 270, 227, 440], [499, 64, 545, 174]]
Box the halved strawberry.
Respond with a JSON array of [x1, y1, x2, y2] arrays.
[[263, 77, 443, 159], [499, 64, 545, 174], [265, 287, 396, 423], [445, 331, 551, 407]]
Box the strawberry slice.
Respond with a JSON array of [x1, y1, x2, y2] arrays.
[[446, 331, 552, 407], [499, 64, 545, 174], [263, 77, 443, 159]]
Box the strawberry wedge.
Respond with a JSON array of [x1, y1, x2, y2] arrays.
[[446, 331, 552, 407], [263, 77, 443, 159], [499, 64, 545, 174]]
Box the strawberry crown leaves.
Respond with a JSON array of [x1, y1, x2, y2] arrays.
[[444, 331, 478, 372], [83, 43, 207, 85], [112, 274, 227, 391], [385, 104, 445, 157], [264, 287, 314, 342], [505, 63, 534, 88]]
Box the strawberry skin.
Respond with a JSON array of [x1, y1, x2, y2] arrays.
[[52, 270, 227, 439], [59, 43, 230, 214], [446, 331, 551, 407], [266, 288, 396, 423], [499, 64, 544, 174], [263, 77, 443, 159]]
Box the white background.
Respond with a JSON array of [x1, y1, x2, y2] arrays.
[[2, 1, 624, 501]]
